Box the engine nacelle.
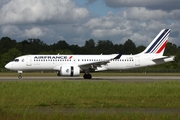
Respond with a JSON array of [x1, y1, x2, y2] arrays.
[[57, 65, 80, 76]]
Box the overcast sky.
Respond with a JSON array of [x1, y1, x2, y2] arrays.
[[0, 0, 180, 46]]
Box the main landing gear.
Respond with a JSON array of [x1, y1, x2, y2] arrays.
[[83, 73, 92, 79], [18, 71, 23, 79]]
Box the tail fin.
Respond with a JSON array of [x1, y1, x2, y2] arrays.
[[139, 29, 171, 56]]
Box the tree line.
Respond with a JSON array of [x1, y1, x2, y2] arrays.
[[0, 37, 180, 71]]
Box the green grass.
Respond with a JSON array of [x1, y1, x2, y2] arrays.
[[1, 81, 180, 108], [0, 80, 180, 119], [1, 109, 179, 120]]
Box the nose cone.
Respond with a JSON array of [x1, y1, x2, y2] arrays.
[[5, 63, 12, 70]]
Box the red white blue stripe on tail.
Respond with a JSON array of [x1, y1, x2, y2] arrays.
[[142, 29, 170, 55]]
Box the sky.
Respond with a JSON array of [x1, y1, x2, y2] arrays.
[[0, 0, 180, 47]]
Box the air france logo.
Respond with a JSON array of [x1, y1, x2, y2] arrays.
[[69, 56, 73, 59], [34, 56, 74, 61], [34, 56, 69, 60]]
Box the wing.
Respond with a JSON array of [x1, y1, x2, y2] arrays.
[[78, 53, 122, 71]]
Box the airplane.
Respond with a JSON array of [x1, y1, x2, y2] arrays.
[[5, 29, 174, 79]]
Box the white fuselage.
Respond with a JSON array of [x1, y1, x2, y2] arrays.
[[5, 54, 174, 72]]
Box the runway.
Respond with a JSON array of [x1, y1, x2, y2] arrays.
[[0, 76, 180, 82]]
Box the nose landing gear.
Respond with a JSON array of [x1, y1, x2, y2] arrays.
[[18, 71, 23, 79]]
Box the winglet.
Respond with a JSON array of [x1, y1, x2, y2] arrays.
[[113, 52, 123, 59]]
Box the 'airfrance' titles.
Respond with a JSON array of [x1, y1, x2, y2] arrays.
[[34, 56, 68, 60]]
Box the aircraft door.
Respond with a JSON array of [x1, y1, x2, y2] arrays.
[[135, 56, 140, 66], [26, 56, 32, 66]]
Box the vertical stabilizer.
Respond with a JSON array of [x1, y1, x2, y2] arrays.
[[139, 29, 171, 56]]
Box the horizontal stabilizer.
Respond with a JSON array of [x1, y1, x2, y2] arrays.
[[152, 56, 175, 61]]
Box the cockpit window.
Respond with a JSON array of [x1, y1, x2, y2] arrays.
[[14, 59, 19, 62]]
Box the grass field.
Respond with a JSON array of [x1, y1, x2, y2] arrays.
[[0, 72, 180, 119]]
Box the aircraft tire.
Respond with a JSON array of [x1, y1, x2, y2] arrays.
[[83, 73, 92, 79], [18, 75, 22, 79]]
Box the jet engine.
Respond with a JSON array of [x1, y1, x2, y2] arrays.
[[57, 65, 80, 76]]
